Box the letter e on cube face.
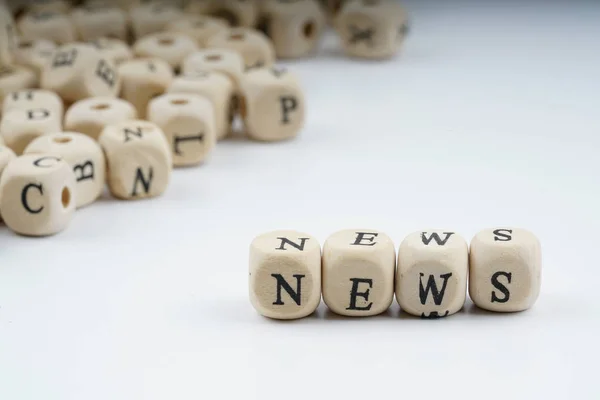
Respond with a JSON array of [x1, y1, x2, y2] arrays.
[[323, 229, 396, 316], [469, 228, 541, 312], [249, 230, 321, 320]]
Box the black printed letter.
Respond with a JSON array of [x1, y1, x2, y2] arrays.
[[123, 127, 143, 142], [52, 48, 77, 67], [493, 229, 512, 242], [491, 271, 512, 303], [352, 232, 378, 246], [419, 273, 453, 306], [96, 59, 116, 88], [346, 278, 373, 311], [275, 237, 309, 251], [33, 156, 60, 168], [174, 134, 204, 155], [279, 96, 298, 124], [131, 167, 153, 196], [421, 232, 455, 246], [73, 161, 94, 182], [349, 25, 375, 46], [272, 274, 305, 306], [21, 183, 44, 214], [27, 109, 49, 120]]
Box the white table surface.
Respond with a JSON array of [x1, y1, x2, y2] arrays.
[[1, 1, 599, 399]]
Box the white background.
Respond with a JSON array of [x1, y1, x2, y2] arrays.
[[1, 1, 600, 399]]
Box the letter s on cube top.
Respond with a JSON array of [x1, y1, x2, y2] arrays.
[[249, 230, 321, 320]]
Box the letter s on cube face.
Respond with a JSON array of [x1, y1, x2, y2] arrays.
[[469, 228, 541, 312], [396, 230, 468, 318], [249, 230, 321, 320], [322, 229, 396, 317]]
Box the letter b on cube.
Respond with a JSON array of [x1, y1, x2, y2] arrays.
[[249, 231, 321, 320]]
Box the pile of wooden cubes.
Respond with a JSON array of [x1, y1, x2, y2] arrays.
[[1, 0, 381, 237]]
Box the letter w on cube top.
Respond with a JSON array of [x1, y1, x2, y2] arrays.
[[249, 228, 542, 320]]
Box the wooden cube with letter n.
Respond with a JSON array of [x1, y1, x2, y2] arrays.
[[99, 120, 172, 200], [249, 230, 321, 320]]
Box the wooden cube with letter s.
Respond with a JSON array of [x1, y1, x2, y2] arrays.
[[469, 228, 541, 312]]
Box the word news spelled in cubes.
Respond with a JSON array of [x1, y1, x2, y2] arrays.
[[249, 228, 542, 319]]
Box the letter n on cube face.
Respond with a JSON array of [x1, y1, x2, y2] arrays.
[[249, 231, 321, 320], [322, 229, 395, 316]]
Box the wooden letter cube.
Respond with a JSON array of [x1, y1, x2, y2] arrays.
[[134, 32, 199, 72], [147, 93, 216, 167], [0, 107, 62, 155], [469, 228, 542, 312], [3, 89, 64, 120], [206, 28, 275, 70], [0, 65, 38, 108], [0, 154, 76, 236], [335, 0, 409, 59], [168, 72, 235, 140], [24, 132, 106, 208], [64, 96, 137, 140], [396, 230, 468, 318], [182, 49, 245, 88], [71, 5, 128, 41], [260, 0, 326, 59], [239, 67, 305, 142], [249, 230, 321, 320], [118, 58, 173, 119], [322, 229, 395, 316], [41, 44, 121, 103], [18, 11, 76, 45], [99, 120, 172, 200], [166, 15, 229, 47]]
